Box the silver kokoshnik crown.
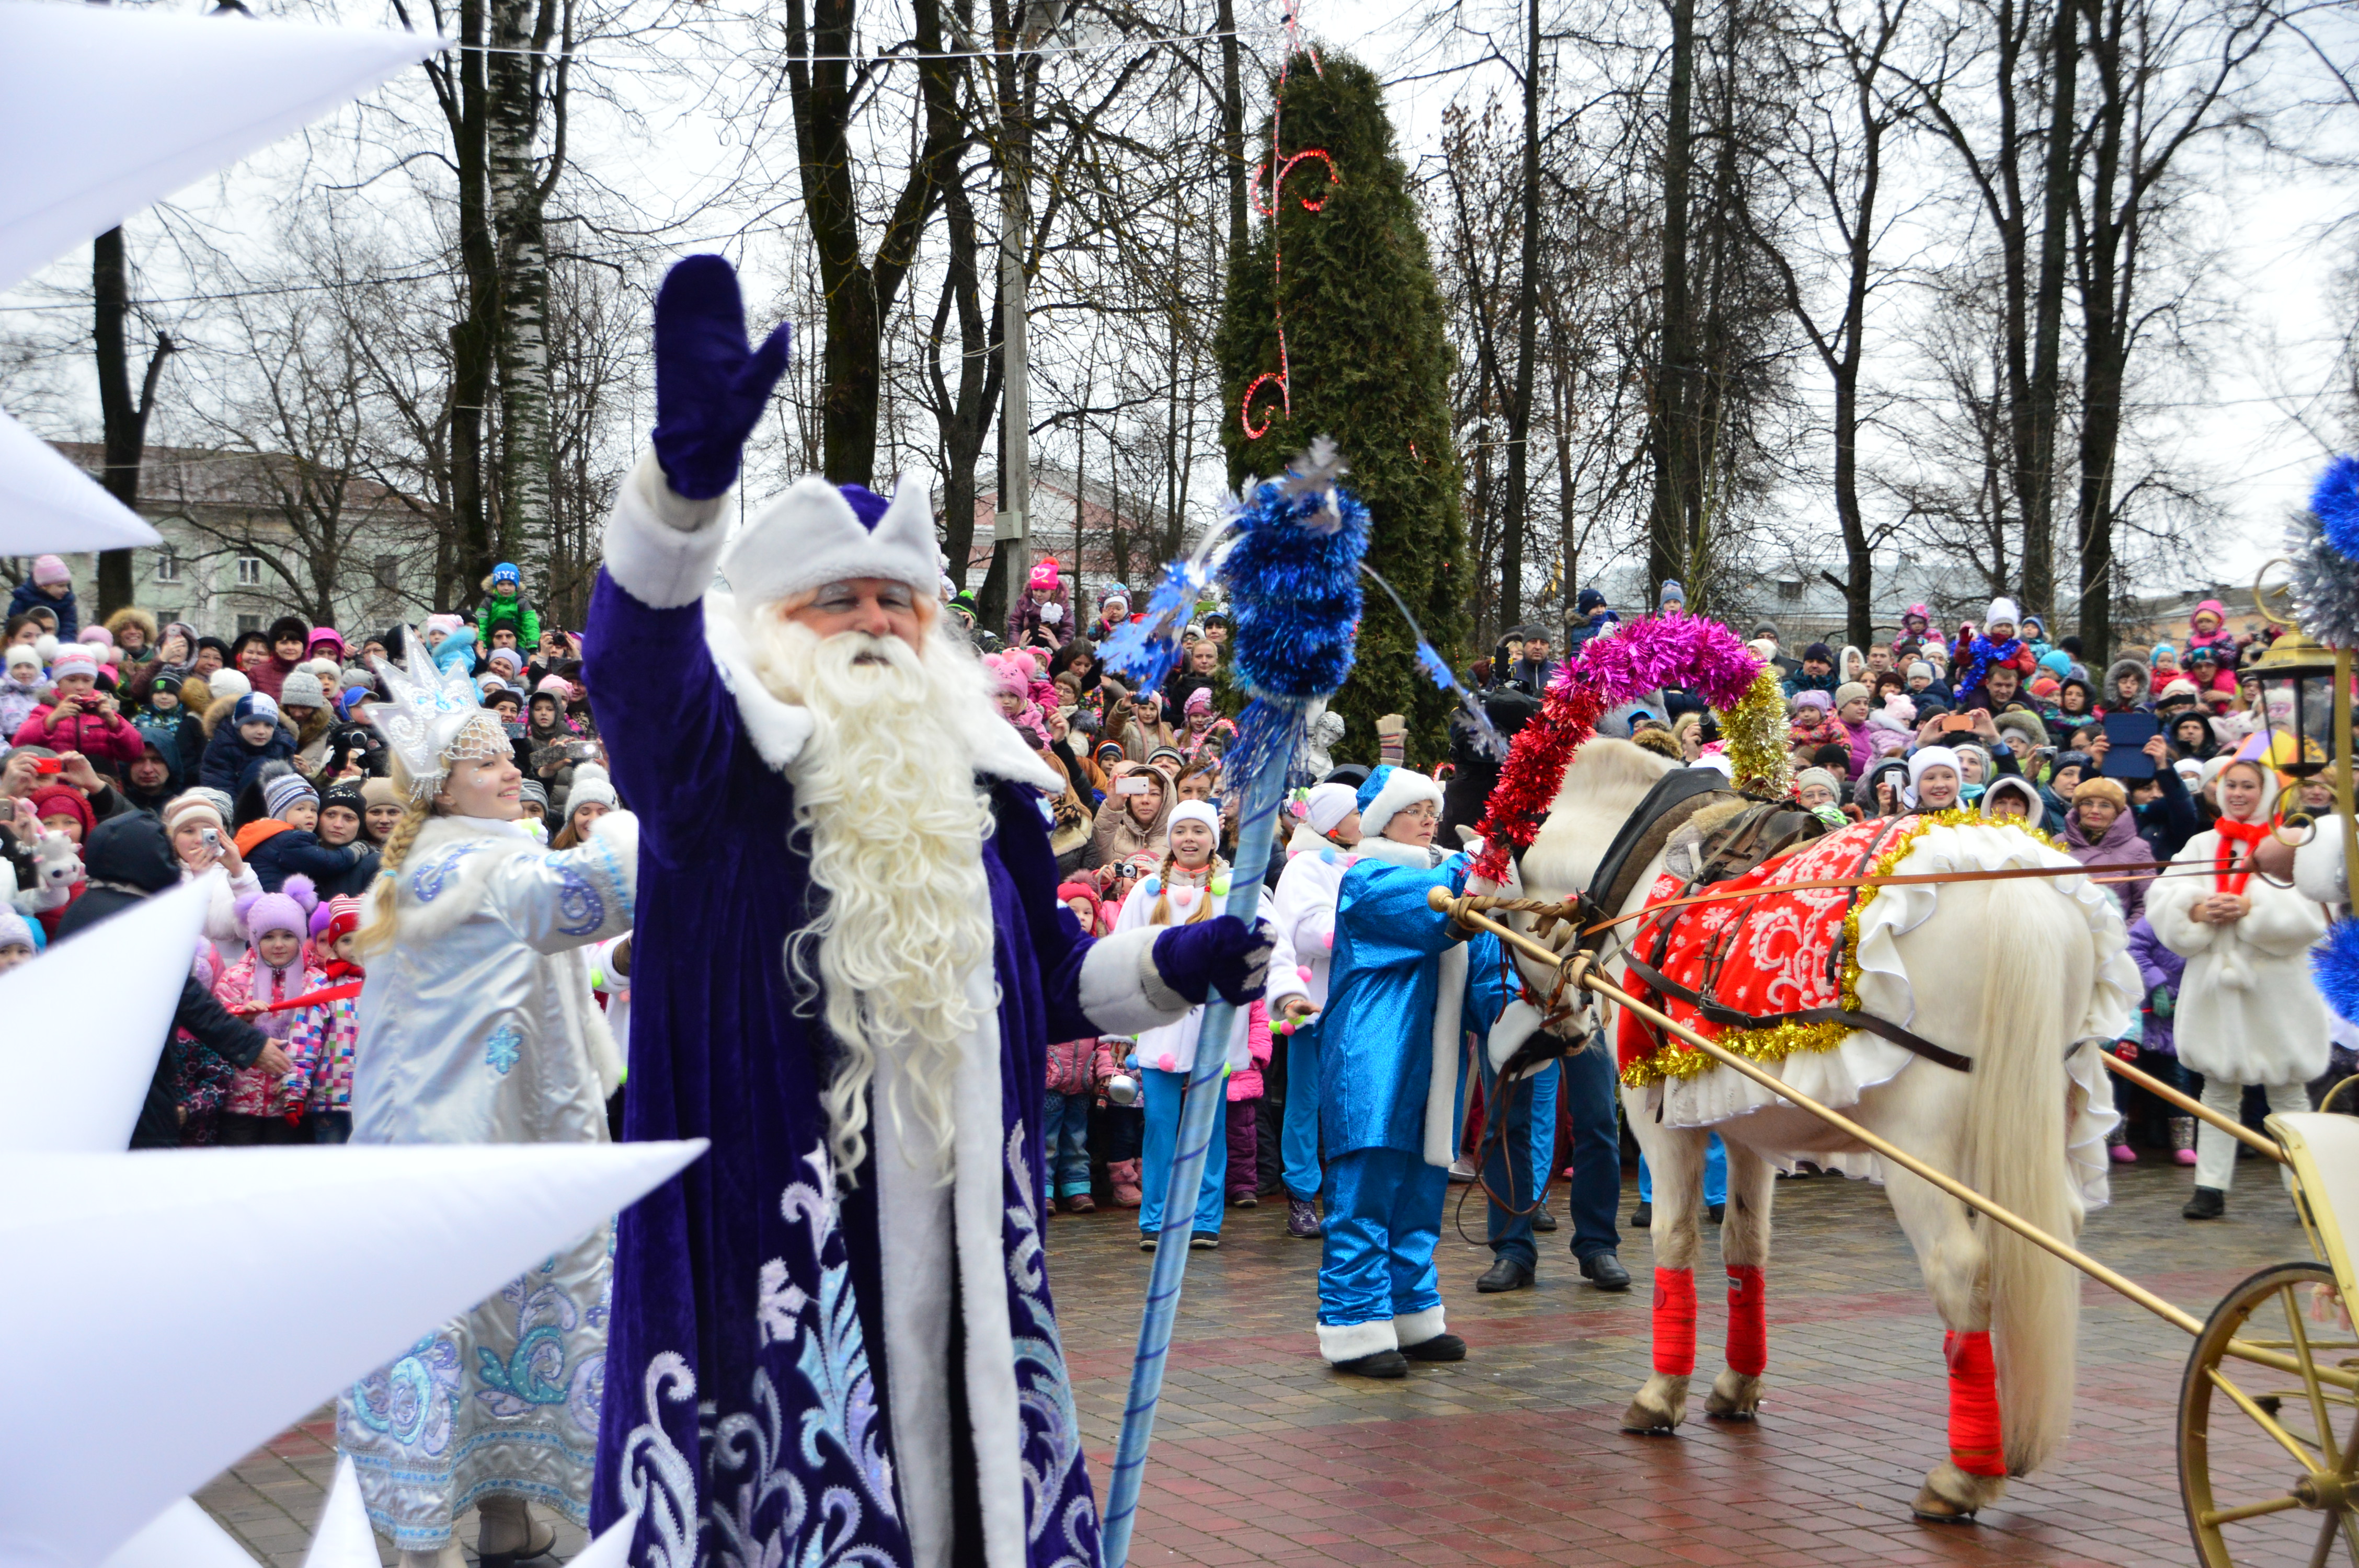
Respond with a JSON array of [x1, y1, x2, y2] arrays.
[[369, 627, 513, 800]]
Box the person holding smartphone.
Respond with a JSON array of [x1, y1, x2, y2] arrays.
[[165, 792, 264, 971], [1086, 758, 1170, 868]]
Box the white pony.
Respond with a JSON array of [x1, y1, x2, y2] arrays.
[[1481, 740, 2133, 1520]]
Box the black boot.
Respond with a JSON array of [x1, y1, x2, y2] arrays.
[[1629, 1201, 1652, 1229], [1476, 1255, 1535, 1293], [2184, 1185, 2226, 1220], [1401, 1333, 1467, 1363], [1579, 1251, 1632, 1291], [1332, 1348, 1408, 1379], [1532, 1205, 1558, 1232]]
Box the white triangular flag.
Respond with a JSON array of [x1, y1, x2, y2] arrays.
[[0, 407, 160, 556], [299, 1457, 376, 1568], [568, 1509, 643, 1568], [0, 1, 442, 292], [0, 1139, 705, 1568], [96, 1498, 259, 1568], [0, 875, 209, 1151]]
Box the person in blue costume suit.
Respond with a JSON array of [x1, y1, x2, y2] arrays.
[[585, 255, 1279, 1568], [1314, 765, 1512, 1378]]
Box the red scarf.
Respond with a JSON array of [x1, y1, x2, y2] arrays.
[[2213, 814, 2271, 896]]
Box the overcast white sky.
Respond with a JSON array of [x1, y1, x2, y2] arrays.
[[4, 0, 2352, 601]]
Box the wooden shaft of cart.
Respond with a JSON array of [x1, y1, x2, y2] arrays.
[[1431, 886, 2359, 1391], [2098, 1052, 2287, 1164]]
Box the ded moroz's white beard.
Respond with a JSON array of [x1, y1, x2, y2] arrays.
[[745, 610, 999, 1185]]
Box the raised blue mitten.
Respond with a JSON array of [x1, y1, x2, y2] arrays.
[[651, 254, 794, 500], [1152, 916, 1275, 1007]]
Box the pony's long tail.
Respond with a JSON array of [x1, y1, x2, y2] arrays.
[[1958, 876, 2087, 1476]]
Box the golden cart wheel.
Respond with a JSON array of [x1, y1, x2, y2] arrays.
[[2182, 1259, 2359, 1566]]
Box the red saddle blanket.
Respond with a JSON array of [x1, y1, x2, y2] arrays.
[[1614, 815, 1923, 1081]]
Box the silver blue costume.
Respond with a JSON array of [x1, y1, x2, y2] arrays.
[[339, 812, 637, 1550], [1313, 843, 1509, 1362]]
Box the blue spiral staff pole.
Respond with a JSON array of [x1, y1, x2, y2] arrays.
[[1093, 439, 1371, 1565]]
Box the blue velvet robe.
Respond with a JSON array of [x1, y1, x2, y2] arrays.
[[584, 571, 1112, 1568], [1318, 852, 1511, 1159]]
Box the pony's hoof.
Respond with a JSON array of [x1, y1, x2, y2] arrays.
[[1704, 1369, 1763, 1421], [1910, 1460, 2004, 1522], [1620, 1374, 1688, 1434]]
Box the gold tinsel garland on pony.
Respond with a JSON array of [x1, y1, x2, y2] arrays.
[[1619, 808, 2064, 1087], [1712, 666, 1791, 800]]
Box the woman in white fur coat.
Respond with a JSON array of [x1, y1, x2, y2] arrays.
[[2146, 754, 2328, 1220], [1110, 799, 1307, 1250], [336, 644, 638, 1568]]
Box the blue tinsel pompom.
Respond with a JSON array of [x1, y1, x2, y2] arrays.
[[2311, 455, 2359, 561], [1096, 559, 1205, 697], [2315, 919, 2359, 1027], [1219, 448, 1370, 701]]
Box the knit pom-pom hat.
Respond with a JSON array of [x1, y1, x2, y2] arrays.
[[236, 874, 318, 943]]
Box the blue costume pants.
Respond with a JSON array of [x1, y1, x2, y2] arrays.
[[1140, 1066, 1227, 1237], [1041, 1090, 1092, 1198], [1638, 1135, 1727, 1206], [1281, 1021, 1323, 1201], [1318, 1146, 1446, 1330]]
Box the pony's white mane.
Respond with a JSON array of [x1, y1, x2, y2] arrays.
[[1520, 737, 1678, 899]]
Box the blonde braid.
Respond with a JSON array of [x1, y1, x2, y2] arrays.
[[354, 781, 434, 958]]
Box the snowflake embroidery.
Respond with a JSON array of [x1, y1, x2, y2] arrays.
[[485, 1025, 522, 1074]]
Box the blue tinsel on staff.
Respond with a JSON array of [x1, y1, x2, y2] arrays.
[[1095, 437, 1371, 1566]]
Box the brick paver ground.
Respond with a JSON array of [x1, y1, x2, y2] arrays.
[[198, 1156, 2333, 1565]]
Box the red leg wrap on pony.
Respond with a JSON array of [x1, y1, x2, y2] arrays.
[[1725, 1265, 1767, 1376], [1944, 1329, 2006, 1477], [1653, 1267, 1697, 1376]]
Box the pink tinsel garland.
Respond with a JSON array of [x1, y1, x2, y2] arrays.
[[1470, 614, 1766, 884], [1550, 610, 1761, 712]]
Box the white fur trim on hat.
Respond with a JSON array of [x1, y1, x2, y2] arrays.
[[2203, 752, 2282, 821], [1986, 597, 2020, 629], [1979, 774, 2044, 829], [720, 469, 941, 608], [1304, 781, 1358, 835], [1169, 800, 1221, 835], [1904, 744, 1960, 808], [1358, 767, 1444, 840]]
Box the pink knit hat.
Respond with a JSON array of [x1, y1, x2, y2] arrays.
[[235, 874, 318, 944], [426, 613, 465, 637], [30, 555, 70, 586]]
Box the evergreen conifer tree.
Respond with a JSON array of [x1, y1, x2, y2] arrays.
[[1216, 49, 1469, 767]]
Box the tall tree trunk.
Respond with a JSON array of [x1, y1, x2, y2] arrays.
[[785, 0, 960, 485], [91, 227, 172, 618], [446, 0, 497, 597], [1647, 0, 1698, 607], [2074, 0, 2126, 665], [1500, 0, 1542, 628], [2022, 0, 2077, 624], [488, 0, 558, 578], [1218, 0, 1246, 260], [928, 160, 1000, 593]]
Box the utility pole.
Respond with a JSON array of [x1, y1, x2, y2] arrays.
[[993, 1, 1062, 624]]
